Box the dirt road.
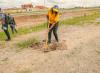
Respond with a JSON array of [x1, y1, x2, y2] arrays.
[[0, 24, 100, 73]]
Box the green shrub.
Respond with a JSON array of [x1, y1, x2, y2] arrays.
[[17, 38, 38, 49]]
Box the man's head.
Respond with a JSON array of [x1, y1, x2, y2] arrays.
[[52, 5, 59, 12]]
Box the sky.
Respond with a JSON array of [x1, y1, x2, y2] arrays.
[[0, 0, 100, 9]]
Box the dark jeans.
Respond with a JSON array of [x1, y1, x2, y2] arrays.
[[2, 24, 11, 40], [48, 22, 59, 43]]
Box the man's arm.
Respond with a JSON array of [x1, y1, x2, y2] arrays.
[[49, 22, 57, 30]]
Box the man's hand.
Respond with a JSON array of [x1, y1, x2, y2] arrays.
[[49, 22, 56, 30]]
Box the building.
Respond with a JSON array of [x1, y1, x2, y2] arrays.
[[21, 4, 33, 11]]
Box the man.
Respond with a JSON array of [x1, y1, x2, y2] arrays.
[[7, 14, 17, 34], [1, 13, 11, 41], [47, 5, 59, 44]]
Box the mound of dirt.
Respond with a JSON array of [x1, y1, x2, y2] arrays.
[[30, 40, 67, 52]]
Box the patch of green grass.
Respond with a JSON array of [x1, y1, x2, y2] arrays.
[[0, 31, 6, 40], [0, 22, 47, 40], [13, 22, 47, 37], [60, 12, 100, 26], [96, 22, 100, 25], [16, 38, 39, 50]]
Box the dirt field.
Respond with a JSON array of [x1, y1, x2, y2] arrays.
[[14, 8, 95, 28], [14, 14, 46, 28], [0, 24, 100, 73], [0, 8, 100, 73]]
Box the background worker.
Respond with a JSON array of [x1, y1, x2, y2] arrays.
[[47, 5, 59, 44], [7, 13, 17, 34], [1, 13, 11, 41]]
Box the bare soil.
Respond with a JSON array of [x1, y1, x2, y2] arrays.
[[0, 24, 100, 73]]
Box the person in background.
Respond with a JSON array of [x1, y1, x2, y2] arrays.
[[1, 13, 11, 41], [47, 5, 59, 44], [7, 13, 17, 34]]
